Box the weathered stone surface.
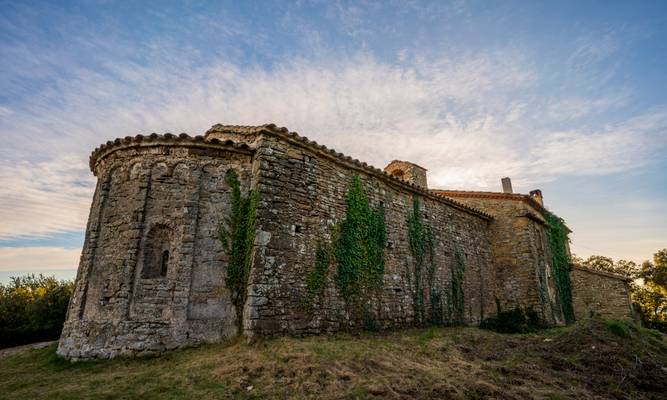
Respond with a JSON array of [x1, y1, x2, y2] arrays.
[[383, 160, 428, 189], [58, 124, 631, 360], [571, 267, 634, 321], [430, 191, 565, 325], [241, 133, 495, 337], [58, 136, 252, 359]]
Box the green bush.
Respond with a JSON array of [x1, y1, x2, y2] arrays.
[[643, 319, 667, 333], [480, 306, 543, 334], [605, 320, 631, 338], [0, 274, 74, 348]]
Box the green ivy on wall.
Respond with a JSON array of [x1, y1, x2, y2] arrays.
[[542, 210, 575, 324], [303, 241, 331, 311], [303, 176, 387, 321], [405, 196, 466, 326], [407, 195, 436, 325], [334, 175, 387, 313], [536, 259, 549, 313], [451, 249, 466, 325], [218, 169, 258, 332]]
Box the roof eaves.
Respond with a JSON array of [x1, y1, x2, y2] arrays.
[[207, 124, 494, 220], [431, 189, 572, 231], [572, 266, 632, 282]]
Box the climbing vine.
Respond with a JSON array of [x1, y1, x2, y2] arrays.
[[536, 259, 549, 313], [334, 176, 387, 313], [451, 249, 466, 325], [218, 169, 258, 332], [542, 210, 575, 324], [302, 176, 386, 322], [407, 195, 437, 325], [303, 241, 331, 311]]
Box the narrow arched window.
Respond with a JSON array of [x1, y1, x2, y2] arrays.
[[141, 224, 174, 279], [160, 250, 170, 276], [391, 169, 405, 180]]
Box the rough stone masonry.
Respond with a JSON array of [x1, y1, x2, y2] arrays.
[[57, 123, 633, 360]]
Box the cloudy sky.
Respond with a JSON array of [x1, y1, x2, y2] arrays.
[[0, 0, 666, 282]]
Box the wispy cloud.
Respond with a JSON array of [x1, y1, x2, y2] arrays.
[[0, 157, 94, 239], [547, 92, 631, 120], [533, 110, 667, 175], [0, 1, 666, 270], [1, 47, 666, 239], [568, 29, 620, 71], [0, 247, 81, 271]]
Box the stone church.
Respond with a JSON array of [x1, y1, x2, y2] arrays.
[[57, 123, 633, 360]]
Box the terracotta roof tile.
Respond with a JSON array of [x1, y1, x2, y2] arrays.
[[89, 123, 494, 221], [205, 124, 494, 220]]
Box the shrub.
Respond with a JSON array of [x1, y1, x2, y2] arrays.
[[643, 319, 667, 333], [0, 274, 74, 349], [605, 320, 630, 338], [480, 306, 544, 334]]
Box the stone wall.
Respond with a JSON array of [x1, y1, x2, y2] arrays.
[[571, 267, 634, 321], [60, 124, 580, 360], [430, 192, 565, 325], [58, 137, 254, 359], [228, 130, 497, 336]]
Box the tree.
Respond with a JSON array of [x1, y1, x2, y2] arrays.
[[633, 249, 667, 332], [574, 250, 667, 332], [0, 274, 74, 348], [640, 249, 667, 292], [572, 254, 638, 278], [633, 285, 666, 321]]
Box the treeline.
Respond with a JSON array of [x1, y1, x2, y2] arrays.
[[573, 248, 667, 332], [0, 274, 74, 349]]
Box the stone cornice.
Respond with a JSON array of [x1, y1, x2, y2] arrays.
[[89, 133, 254, 176]]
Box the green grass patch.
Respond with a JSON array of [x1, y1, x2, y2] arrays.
[[1, 320, 665, 399]]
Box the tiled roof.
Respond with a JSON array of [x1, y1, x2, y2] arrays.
[[88, 123, 494, 221], [431, 189, 572, 232], [432, 188, 546, 213], [385, 159, 428, 171], [572, 266, 632, 282], [205, 124, 494, 220]]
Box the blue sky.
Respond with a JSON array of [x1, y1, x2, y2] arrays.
[[0, 0, 666, 282]]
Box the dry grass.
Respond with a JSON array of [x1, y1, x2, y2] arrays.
[[0, 319, 666, 399]]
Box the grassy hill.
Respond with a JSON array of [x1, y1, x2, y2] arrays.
[[1, 318, 666, 399]]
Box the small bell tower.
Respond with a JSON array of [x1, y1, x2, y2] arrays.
[[384, 160, 428, 189]]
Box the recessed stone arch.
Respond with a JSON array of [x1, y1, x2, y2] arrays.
[[129, 162, 146, 180], [391, 169, 405, 180], [151, 162, 169, 179], [172, 162, 191, 182], [109, 164, 128, 182], [141, 223, 175, 279]]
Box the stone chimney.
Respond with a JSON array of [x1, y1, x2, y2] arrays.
[[529, 189, 544, 206], [384, 160, 428, 189], [501, 177, 513, 194]]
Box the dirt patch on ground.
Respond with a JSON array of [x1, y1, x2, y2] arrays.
[[0, 319, 665, 399]]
